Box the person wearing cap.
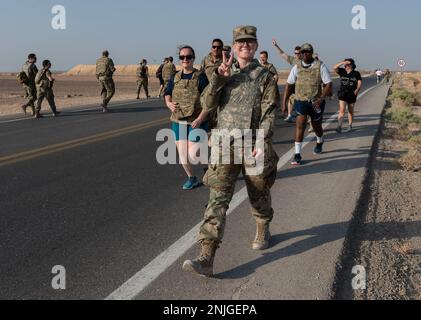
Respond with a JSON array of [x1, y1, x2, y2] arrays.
[[182, 26, 279, 277], [136, 59, 150, 99], [20, 53, 38, 116], [283, 43, 333, 165], [333, 59, 362, 133]]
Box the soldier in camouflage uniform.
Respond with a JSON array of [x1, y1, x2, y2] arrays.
[[34, 60, 60, 118], [182, 26, 280, 277], [200, 39, 225, 131], [20, 53, 38, 116], [259, 51, 280, 109], [162, 56, 177, 94], [136, 59, 150, 99], [96, 50, 116, 113]]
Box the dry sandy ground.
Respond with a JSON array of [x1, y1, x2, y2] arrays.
[[336, 74, 421, 300], [0, 74, 162, 116], [0, 71, 291, 117]]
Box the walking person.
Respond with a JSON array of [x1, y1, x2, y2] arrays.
[[136, 59, 150, 99], [282, 43, 332, 165], [333, 59, 362, 133], [18, 53, 38, 116], [182, 26, 280, 277], [164, 46, 209, 190], [156, 58, 167, 98], [96, 50, 116, 112], [34, 60, 60, 118]]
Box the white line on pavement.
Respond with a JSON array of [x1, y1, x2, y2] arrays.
[[105, 82, 382, 300]]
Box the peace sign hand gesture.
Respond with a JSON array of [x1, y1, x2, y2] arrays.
[[217, 51, 234, 77]]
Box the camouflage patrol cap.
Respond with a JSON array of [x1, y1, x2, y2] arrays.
[[233, 25, 257, 42], [300, 43, 314, 52]]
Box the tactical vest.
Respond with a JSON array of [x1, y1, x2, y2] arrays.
[[162, 63, 175, 81], [96, 57, 114, 78], [22, 62, 37, 84], [217, 61, 267, 132], [35, 69, 51, 91], [137, 65, 147, 78], [295, 60, 322, 101], [202, 54, 222, 81], [170, 69, 202, 123]]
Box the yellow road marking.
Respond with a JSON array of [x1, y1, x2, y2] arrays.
[[0, 118, 168, 167]]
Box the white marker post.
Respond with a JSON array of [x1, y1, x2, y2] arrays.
[[398, 59, 406, 85]]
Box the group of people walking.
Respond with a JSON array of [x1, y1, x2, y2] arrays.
[[17, 24, 374, 278]]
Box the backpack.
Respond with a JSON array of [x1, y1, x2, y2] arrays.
[[17, 71, 29, 85], [156, 64, 164, 78]]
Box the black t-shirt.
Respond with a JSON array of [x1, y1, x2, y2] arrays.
[[337, 68, 362, 94]]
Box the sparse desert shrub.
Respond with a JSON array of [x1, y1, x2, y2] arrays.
[[385, 108, 421, 126], [399, 149, 421, 172]]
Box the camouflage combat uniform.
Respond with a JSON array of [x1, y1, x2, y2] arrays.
[[136, 64, 149, 98], [96, 56, 116, 108], [198, 59, 280, 244], [35, 68, 57, 114], [162, 61, 177, 93], [21, 61, 38, 112], [200, 53, 222, 82]]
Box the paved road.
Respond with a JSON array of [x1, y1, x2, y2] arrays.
[[0, 76, 383, 299]]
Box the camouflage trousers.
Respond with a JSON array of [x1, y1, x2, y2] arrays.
[[22, 84, 37, 108], [36, 88, 57, 113], [198, 142, 279, 244], [99, 77, 115, 107], [136, 78, 149, 97]]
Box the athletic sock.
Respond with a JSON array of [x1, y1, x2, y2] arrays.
[[316, 136, 324, 144], [295, 142, 302, 154]]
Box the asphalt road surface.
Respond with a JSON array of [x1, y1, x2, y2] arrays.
[[0, 76, 384, 299]]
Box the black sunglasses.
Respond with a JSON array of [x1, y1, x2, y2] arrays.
[[300, 50, 312, 54], [179, 55, 194, 61], [212, 46, 222, 49]]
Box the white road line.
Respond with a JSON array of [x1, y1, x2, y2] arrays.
[[0, 99, 159, 124], [105, 82, 382, 300]]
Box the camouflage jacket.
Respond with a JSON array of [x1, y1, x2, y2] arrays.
[[136, 65, 148, 79], [203, 59, 279, 139], [287, 55, 301, 66], [22, 62, 38, 86], [35, 69, 54, 92], [162, 62, 176, 81], [96, 57, 116, 79], [260, 62, 278, 77], [200, 53, 222, 81]]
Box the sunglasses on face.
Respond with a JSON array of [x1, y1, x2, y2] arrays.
[[212, 46, 222, 50], [300, 50, 312, 54], [179, 55, 194, 61], [295, 52, 301, 55]]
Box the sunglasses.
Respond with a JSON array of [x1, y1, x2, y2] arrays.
[[300, 50, 312, 54], [295, 52, 301, 55], [212, 46, 222, 49], [179, 55, 194, 61]]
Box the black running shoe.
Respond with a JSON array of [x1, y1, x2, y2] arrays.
[[314, 142, 324, 154], [291, 153, 302, 165]]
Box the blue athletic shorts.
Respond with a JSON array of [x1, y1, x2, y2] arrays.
[[172, 121, 209, 142], [294, 100, 326, 122]]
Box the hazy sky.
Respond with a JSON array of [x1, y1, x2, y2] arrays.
[[1, 0, 420, 71]]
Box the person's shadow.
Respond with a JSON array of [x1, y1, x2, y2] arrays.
[[216, 220, 421, 279]]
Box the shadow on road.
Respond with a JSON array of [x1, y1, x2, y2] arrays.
[[216, 220, 421, 279]]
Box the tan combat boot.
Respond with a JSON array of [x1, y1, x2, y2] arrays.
[[252, 222, 271, 251], [182, 240, 218, 277]]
